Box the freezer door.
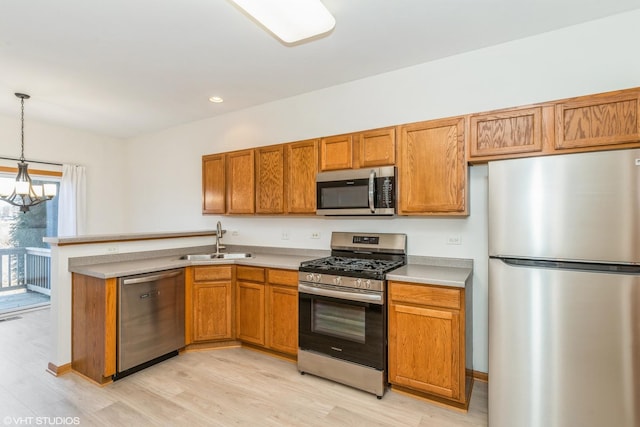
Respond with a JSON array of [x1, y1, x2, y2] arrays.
[[489, 258, 640, 427], [488, 149, 640, 263]]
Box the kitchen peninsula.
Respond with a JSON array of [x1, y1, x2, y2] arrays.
[[46, 230, 473, 408]]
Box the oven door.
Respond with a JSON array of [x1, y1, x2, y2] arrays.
[[298, 282, 386, 370]]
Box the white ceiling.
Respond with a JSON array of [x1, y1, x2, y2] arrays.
[[1, 0, 639, 139]]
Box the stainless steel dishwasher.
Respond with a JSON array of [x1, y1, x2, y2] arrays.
[[116, 268, 185, 379]]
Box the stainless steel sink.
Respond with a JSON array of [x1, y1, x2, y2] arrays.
[[180, 253, 252, 261]]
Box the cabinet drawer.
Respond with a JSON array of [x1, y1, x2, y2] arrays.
[[193, 266, 232, 282], [267, 268, 298, 287], [237, 266, 265, 283], [389, 281, 461, 310]]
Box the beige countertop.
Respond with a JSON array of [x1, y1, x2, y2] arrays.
[[69, 251, 319, 279], [386, 264, 472, 288], [70, 248, 473, 289]]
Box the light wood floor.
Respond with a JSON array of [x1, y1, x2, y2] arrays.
[[0, 308, 488, 426]]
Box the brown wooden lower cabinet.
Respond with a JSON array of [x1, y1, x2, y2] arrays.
[[71, 273, 117, 385], [235, 266, 298, 357], [265, 268, 298, 355], [189, 265, 234, 343], [388, 280, 472, 409]]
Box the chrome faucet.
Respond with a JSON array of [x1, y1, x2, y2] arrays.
[[215, 221, 226, 254]]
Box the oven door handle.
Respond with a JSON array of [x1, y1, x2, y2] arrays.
[[299, 283, 383, 305], [368, 169, 376, 213]]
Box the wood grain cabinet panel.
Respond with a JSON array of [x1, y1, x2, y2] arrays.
[[193, 282, 233, 341], [226, 149, 255, 214], [320, 134, 353, 171], [188, 266, 234, 343], [71, 273, 117, 385], [286, 139, 318, 214], [236, 266, 266, 346], [388, 281, 468, 407], [555, 91, 640, 150], [202, 154, 226, 214], [389, 304, 460, 399], [266, 283, 298, 355], [256, 145, 286, 214], [266, 268, 298, 356], [357, 127, 396, 168], [468, 107, 545, 159], [397, 117, 467, 215]]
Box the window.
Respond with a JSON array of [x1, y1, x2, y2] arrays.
[[0, 171, 60, 313]]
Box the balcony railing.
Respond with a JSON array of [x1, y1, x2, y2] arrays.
[[0, 247, 51, 295]]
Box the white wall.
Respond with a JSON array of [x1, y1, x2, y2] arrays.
[[124, 10, 640, 374], [0, 114, 128, 234]]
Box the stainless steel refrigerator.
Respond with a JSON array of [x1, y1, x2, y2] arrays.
[[488, 149, 640, 427]]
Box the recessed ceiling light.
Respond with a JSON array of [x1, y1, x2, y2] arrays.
[[209, 96, 224, 103], [230, 0, 335, 44]]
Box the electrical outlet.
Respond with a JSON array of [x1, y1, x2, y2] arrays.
[[446, 235, 462, 245], [106, 246, 119, 254], [281, 231, 290, 240], [231, 230, 239, 236], [310, 232, 321, 239]]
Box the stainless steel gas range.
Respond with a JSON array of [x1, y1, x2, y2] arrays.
[[297, 232, 407, 398]]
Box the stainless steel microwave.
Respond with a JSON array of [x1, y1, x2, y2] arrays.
[[316, 166, 396, 216]]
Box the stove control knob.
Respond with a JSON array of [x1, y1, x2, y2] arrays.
[[334, 276, 342, 285], [365, 280, 371, 289], [306, 273, 313, 281], [315, 274, 322, 282], [355, 278, 362, 288]]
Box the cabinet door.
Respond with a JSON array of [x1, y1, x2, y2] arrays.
[[256, 145, 285, 214], [358, 127, 396, 168], [266, 268, 298, 355], [266, 284, 298, 355], [226, 149, 255, 214], [236, 281, 265, 345], [286, 139, 318, 214], [202, 154, 225, 214], [397, 118, 467, 215], [468, 107, 546, 159], [193, 281, 233, 342], [388, 301, 461, 401], [555, 90, 640, 150], [320, 134, 353, 171]]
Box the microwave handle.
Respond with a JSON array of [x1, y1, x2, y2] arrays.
[[368, 170, 375, 213]]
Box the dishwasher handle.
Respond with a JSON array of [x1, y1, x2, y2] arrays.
[[122, 269, 183, 285]]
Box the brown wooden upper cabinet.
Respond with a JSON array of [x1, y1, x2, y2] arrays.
[[555, 89, 640, 150], [320, 134, 353, 171], [397, 117, 468, 215], [286, 139, 318, 214], [255, 144, 286, 214], [358, 127, 396, 168], [202, 154, 225, 214], [319, 127, 396, 171], [468, 106, 552, 161], [226, 149, 255, 214]]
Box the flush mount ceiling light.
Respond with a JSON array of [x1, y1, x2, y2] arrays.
[[209, 96, 224, 103], [229, 0, 335, 44], [0, 93, 57, 213]]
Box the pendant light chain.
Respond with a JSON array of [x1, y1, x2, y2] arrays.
[[20, 96, 25, 162]]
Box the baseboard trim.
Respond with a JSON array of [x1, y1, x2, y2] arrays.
[[472, 370, 488, 382], [46, 362, 71, 377]]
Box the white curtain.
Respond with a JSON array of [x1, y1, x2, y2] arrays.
[[57, 164, 86, 236]]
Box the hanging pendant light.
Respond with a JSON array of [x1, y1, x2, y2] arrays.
[[0, 93, 57, 213]]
